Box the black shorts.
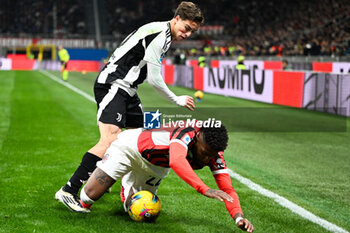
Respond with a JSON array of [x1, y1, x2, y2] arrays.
[[94, 81, 143, 128], [61, 61, 67, 69]]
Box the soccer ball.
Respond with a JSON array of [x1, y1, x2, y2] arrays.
[[194, 90, 204, 102], [127, 190, 161, 222]]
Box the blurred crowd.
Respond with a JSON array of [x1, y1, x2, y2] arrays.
[[179, 0, 350, 57], [0, 0, 349, 57], [0, 0, 87, 36]]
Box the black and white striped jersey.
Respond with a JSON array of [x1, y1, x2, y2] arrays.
[[97, 21, 172, 95]]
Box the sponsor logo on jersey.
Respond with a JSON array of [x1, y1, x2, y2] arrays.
[[183, 135, 191, 145], [216, 158, 225, 169]]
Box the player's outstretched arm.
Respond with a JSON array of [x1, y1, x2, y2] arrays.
[[169, 142, 209, 194], [235, 213, 255, 232], [147, 62, 195, 111], [203, 189, 233, 202]]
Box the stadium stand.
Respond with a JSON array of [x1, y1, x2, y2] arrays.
[[0, 0, 349, 57], [0, 0, 87, 36]]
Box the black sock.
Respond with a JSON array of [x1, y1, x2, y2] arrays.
[[63, 152, 102, 195]]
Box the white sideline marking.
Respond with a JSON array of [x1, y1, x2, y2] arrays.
[[39, 70, 348, 233], [228, 169, 348, 233], [39, 70, 95, 103]]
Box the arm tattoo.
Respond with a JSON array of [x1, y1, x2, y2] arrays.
[[93, 168, 114, 187]]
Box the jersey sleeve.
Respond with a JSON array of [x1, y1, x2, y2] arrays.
[[169, 127, 210, 194], [143, 27, 179, 104], [210, 152, 243, 218], [146, 62, 178, 104]]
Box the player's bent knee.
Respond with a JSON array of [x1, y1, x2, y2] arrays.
[[98, 122, 122, 135], [99, 125, 122, 144]]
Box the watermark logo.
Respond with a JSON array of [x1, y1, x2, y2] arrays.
[[143, 109, 222, 129], [143, 110, 161, 129]]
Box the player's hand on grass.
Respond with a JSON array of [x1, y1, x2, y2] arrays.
[[175, 95, 195, 111], [237, 218, 254, 232], [184, 96, 195, 111], [204, 189, 233, 202]]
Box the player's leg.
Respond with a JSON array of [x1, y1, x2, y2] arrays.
[[58, 83, 126, 193], [60, 61, 65, 73], [62, 62, 68, 81], [62, 70, 68, 81], [55, 81, 126, 210], [80, 140, 138, 210], [59, 122, 121, 195], [89, 122, 122, 158], [116, 93, 144, 196], [80, 167, 116, 206]]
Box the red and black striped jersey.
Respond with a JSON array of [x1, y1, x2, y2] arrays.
[[137, 126, 228, 174], [137, 125, 243, 218]]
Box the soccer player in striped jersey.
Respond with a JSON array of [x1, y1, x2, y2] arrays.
[[55, 1, 205, 210], [79, 123, 254, 232]]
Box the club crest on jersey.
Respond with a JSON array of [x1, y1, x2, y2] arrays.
[[143, 110, 161, 129], [116, 113, 122, 122]]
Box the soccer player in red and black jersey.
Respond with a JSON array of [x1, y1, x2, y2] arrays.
[[79, 123, 254, 232]]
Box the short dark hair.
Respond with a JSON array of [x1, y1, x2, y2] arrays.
[[201, 124, 228, 151], [174, 1, 204, 25]]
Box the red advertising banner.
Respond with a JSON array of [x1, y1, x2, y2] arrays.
[[11, 59, 36, 70], [7, 54, 27, 60], [273, 71, 304, 108], [193, 66, 204, 90], [67, 60, 101, 72], [210, 60, 220, 68], [264, 61, 283, 70], [312, 62, 332, 72], [186, 59, 198, 67], [163, 64, 174, 85]]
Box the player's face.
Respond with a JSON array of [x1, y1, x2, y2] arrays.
[[172, 15, 199, 41], [190, 132, 216, 169]]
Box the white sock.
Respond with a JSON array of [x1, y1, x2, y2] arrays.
[[80, 187, 95, 204]]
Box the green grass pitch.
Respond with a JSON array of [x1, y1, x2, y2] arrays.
[[0, 70, 349, 233]]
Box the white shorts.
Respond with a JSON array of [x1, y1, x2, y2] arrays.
[[96, 128, 170, 211]]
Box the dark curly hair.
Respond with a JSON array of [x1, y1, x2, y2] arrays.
[[201, 124, 228, 152]]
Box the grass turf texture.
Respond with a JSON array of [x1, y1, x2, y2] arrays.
[[0, 70, 349, 233]]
